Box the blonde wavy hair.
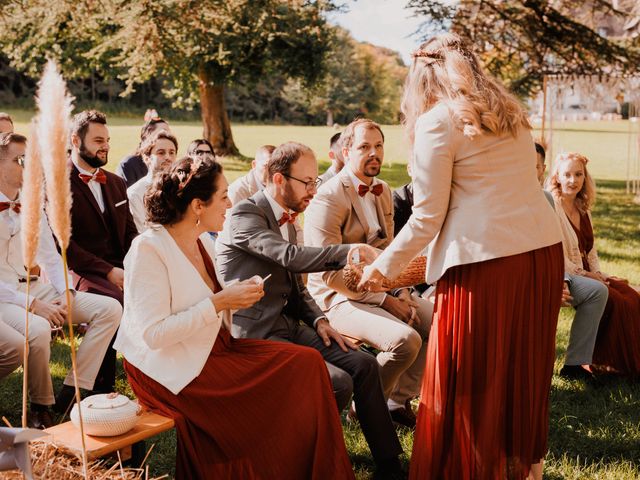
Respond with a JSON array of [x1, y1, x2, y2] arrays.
[[401, 33, 530, 143], [545, 152, 596, 213]]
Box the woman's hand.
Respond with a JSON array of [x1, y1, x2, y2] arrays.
[[357, 265, 387, 292], [607, 275, 628, 284], [213, 278, 264, 311]]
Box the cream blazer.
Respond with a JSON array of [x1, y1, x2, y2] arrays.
[[114, 227, 230, 394], [304, 168, 393, 310], [373, 103, 563, 284], [552, 197, 601, 275]]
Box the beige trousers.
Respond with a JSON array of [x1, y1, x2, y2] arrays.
[[0, 282, 121, 404], [327, 292, 433, 405]]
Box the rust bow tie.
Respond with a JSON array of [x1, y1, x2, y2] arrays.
[[278, 211, 299, 226], [79, 170, 107, 184], [358, 183, 383, 197], [0, 202, 21, 214]]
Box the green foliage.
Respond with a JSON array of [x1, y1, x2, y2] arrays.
[[408, 0, 640, 97]]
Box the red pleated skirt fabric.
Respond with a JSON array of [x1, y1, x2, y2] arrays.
[[592, 279, 640, 375], [124, 329, 355, 480], [409, 243, 564, 480]]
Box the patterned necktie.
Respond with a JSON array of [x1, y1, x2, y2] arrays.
[[0, 202, 21, 214], [278, 211, 299, 226], [358, 183, 383, 197], [79, 169, 107, 184]]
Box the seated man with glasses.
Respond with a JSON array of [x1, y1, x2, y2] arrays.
[[216, 141, 404, 479]]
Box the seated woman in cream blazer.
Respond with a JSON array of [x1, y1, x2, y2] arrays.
[[114, 157, 354, 480], [546, 151, 640, 377]]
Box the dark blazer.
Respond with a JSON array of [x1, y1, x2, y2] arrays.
[[67, 163, 139, 278], [392, 182, 413, 237], [115, 154, 147, 187], [215, 190, 351, 340]]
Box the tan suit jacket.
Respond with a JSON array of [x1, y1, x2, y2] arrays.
[[372, 102, 563, 284], [305, 168, 393, 311]]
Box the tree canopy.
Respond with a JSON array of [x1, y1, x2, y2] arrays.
[[408, 0, 640, 97]]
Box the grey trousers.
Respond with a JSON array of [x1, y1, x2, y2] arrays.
[[565, 273, 609, 366]]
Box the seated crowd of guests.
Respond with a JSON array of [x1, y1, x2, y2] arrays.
[[0, 108, 638, 478]]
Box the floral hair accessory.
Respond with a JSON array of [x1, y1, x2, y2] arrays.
[[177, 157, 205, 191]]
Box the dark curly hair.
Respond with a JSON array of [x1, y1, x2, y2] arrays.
[[145, 156, 223, 225]]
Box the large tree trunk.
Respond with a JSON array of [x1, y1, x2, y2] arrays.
[[198, 69, 239, 157]]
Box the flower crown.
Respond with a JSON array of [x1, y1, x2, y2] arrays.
[[411, 49, 443, 65], [176, 157, 204, 191]]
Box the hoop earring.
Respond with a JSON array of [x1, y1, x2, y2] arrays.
[[196, 215, 201, 226]]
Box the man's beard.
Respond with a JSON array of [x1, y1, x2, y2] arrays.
[[79, 143, 108, 168], [283, 182, 312, 213], [364, 157, 381, 177]]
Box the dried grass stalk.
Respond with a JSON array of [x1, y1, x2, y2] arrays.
[[20, 119, 45, 428], [37, 60, 73, 250], [0, 440, 166, 480], [343, 256, 427, 292], [35, 59, 88, 478]]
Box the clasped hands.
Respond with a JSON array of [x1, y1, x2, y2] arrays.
[[347, 244, 388, 293]]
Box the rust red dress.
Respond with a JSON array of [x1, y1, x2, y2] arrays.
[[124, 241, 355, 480], [570, 212, 640, 375], [410, 243, 564, 480]]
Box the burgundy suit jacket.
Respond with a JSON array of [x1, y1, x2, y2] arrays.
[[67, 163, 139, 278]]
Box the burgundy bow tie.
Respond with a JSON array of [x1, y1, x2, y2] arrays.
[[278, 211, 299, 226], [79, 170, 107, 184], [358, 183, 383, 197], [0, 201, 21, 214]]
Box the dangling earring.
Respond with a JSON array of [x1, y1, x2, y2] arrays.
[[196, 215, 201, 226]]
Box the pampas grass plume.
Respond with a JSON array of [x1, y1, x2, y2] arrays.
[[21, 119, 44, 269], [37, 60, 74, 249]]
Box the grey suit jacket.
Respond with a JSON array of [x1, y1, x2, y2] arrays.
[[216, 190, 352, 340]]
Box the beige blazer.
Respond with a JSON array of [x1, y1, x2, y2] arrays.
[[551, 197, 601, 275], [114, 227, 231, 395], [304, 168, 393, 311], [373, 103, 563, 284]]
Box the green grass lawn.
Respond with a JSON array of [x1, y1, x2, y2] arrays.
[[1, 114, 639, 478]]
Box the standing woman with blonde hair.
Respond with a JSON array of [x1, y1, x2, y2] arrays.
[[547, 152, 640, 376], [359, 34, 564, 479]]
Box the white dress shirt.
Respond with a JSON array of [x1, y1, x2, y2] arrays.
[[264, 189, 293, 242], [0, 191, 72, 307], [73, 160, 105, 212], [346, 167, 382, 244], [127, 171, 152, 233]]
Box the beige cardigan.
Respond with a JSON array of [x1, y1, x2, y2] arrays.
[[114, 227, 230, 395], [372, 103, 562, 284], [551, 197, 601, 276]]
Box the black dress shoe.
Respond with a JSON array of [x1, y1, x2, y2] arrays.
[[389, 404, 417, 429], [373, 457, 405, 480], [27, 409, 54, 429], [559, 365, 595, 381], [54, 384, 78, 416]]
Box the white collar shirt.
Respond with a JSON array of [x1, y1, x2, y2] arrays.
[[74, 159, 105, 213], [264, 190, 293, 243], [346, 166, 382, 244]]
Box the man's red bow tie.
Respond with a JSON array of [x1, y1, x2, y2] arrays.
[[278, 211, 299, 226], [358, 183, 383, 197], [0, 202, 21, 214], [79, 170, 107, 184]]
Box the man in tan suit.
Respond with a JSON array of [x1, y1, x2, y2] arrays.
[[228, 145, 275, 205], [304, 119, 432, 428]]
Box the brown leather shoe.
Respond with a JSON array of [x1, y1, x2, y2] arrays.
[[27, 409, 54, 429]]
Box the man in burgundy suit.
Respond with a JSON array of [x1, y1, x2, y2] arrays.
[[65, 110, 138, 395]]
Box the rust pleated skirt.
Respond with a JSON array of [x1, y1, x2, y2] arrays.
[[409, 243, 564, 480], [124, 329, 355, 480], [592, 278, 640, 375]]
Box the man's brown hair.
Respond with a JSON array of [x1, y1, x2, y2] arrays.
[[0, 112, 14, 125], [0, 132, 27, 158], [267, 142, 313, 181], [340, 118, 384, 150], [71, 110, 107, 143]]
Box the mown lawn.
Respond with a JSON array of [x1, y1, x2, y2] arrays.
[[1, 115, 639, 478]]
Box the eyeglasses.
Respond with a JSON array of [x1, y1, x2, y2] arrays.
[[15, 155, 25, 167], [194, 149, 215, 158], [283, 174, 322, 191]]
